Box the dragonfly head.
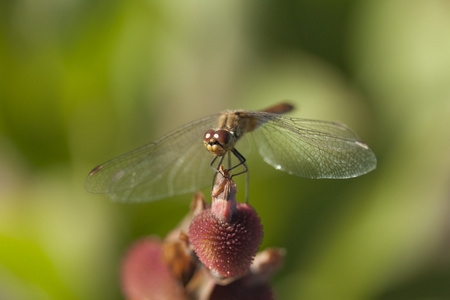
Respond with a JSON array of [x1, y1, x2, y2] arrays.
[[203, 129, 235, 156]]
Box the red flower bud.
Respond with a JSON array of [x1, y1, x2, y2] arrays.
[[120, 237, 187, 300], [189, 168, 263, 277]]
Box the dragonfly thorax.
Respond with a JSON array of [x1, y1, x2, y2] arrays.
[[203, 129, 236, 156]]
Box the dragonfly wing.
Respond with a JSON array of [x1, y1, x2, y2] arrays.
[[85, 114, 219, 202], [246, 112, 377, 179]]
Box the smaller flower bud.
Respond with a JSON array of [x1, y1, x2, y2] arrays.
[[120, 237, 187, 300]]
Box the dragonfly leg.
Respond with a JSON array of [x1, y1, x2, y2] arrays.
[[210, 149, 250, 203], [209, 155, 218, 171], [245, 170, 249, 204], [229, 148, 249, 204], [210, 155, 225, 196], [228, 148, 247, 172]]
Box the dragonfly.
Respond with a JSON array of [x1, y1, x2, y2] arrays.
[[85, 103, 377, 202]]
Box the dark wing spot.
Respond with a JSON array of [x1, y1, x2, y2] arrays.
[[89, 165, 103, 176]]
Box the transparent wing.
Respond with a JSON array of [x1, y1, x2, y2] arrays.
[[244, 111, 377, 179], [85, 114, 219, 202]]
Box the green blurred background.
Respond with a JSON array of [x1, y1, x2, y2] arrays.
[[1, 0, 450, 299]]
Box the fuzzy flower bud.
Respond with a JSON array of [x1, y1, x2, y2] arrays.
[[189, 167, 263, 278]]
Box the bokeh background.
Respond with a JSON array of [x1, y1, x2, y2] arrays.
[[1, 0, 450, 299]]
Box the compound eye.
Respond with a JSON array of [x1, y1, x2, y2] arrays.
[[203, 129, 215, 143], [213, 130, 231, 145]]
